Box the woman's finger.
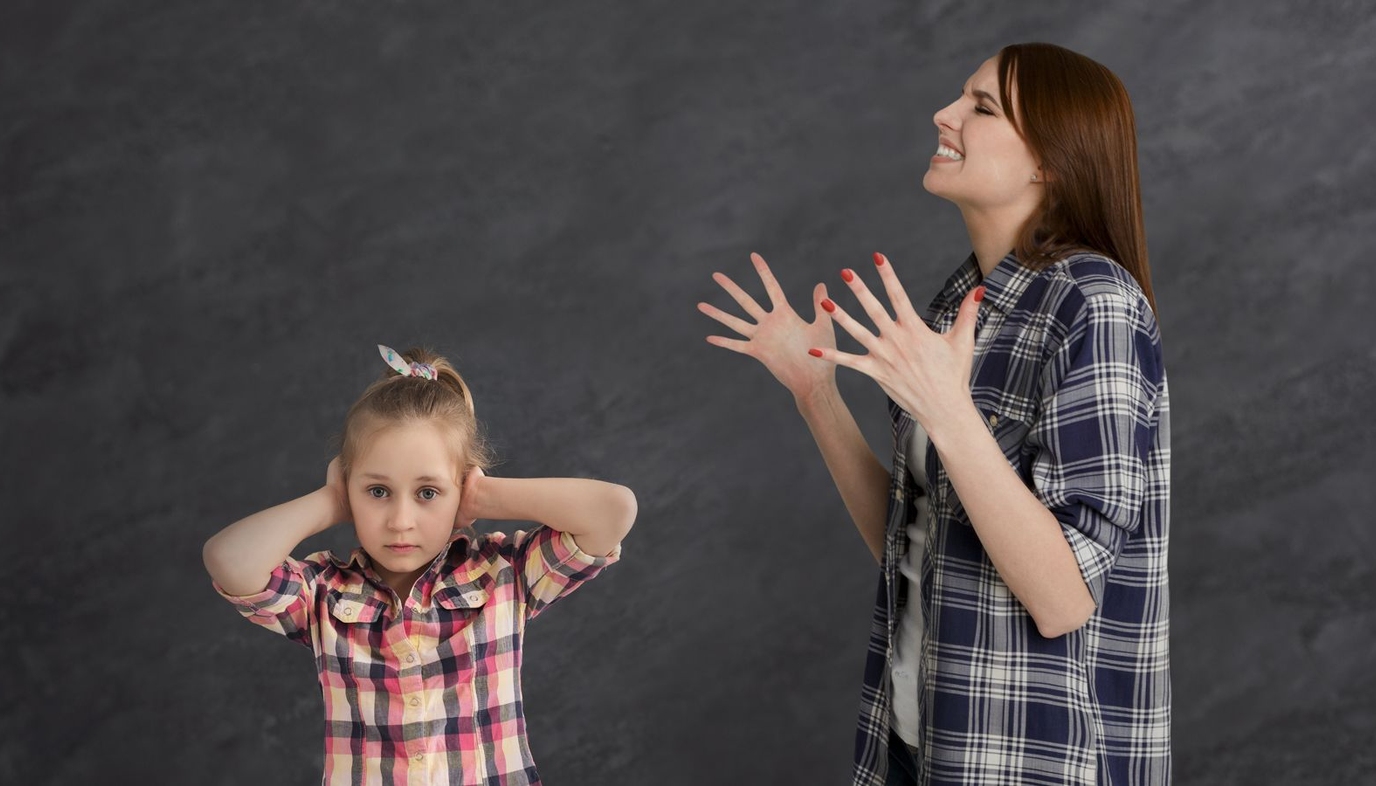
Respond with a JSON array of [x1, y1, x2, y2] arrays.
[[839, 267, 896, 334], [712, 271, 769, 321], [751, 252, 788, 310], [949, 285, 985, 355], [872, 253, 922, 326], [820, 296, 881, 353], [705, 335, 753, 355], [697, 301, 756, 338], [811, 282, 831, 324], [806, 345, 876, 378]]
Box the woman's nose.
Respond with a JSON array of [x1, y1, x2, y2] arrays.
[[933, 98, 960, 132]]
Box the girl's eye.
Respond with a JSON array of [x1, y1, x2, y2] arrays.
[[368, 487, 388, 499], [418, 488, 439, 501]]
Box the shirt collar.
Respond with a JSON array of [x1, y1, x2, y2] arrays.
[[329, 527, 481, 592], [928, 251, 1038, 319]]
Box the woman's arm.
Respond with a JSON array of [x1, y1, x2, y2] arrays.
[[925, 404, 1095, 638], [202, 460, 349, 597], [794, 384, 891, 562], [460, 473, 637, 557], [812, 254, 1097, 637], [700, 252, 891, 561]]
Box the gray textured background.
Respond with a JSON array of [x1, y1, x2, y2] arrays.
[[3, 1, 1374, 784]]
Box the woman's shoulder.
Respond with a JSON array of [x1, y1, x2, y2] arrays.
[[1045, 252, 1143, 300], [1026, 252, 1154, 330]]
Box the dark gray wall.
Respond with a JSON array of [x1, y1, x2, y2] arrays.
[[3, 1, 1373, 784]]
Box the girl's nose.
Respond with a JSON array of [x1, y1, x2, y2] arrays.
[[386, 507, 415, 531]]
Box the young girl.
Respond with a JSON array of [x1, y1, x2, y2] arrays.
[[701, 43, 1169, 785], [203, 345, 636, 786]]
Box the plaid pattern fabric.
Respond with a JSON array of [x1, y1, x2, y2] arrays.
[[216, 525, 619, 785], [851, 252, 1171, 785]]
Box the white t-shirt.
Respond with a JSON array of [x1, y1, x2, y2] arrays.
[[890, 423, 929, 747]]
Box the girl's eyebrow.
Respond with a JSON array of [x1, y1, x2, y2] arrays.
[[359, 472, 446, 483]]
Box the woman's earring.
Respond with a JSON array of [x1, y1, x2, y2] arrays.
[[1031, 172, 1039, 182]]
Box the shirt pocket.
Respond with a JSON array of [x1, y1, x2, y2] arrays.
[[435, 575, 513, 641], [939, 397, 1035, 525], [327, 590, 388, 625], [971, 390, 1035, 475], [320, 590, 390, 686]]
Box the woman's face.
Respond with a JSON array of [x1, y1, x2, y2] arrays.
[[922, 56, 1042, 214]]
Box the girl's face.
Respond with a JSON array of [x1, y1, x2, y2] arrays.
[[922, 56, 1042, 214], [347, 420, 465, 595]]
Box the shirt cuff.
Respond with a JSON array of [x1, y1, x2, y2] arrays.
[[550, 529, 622, 571], [212, 561, 303, 617]]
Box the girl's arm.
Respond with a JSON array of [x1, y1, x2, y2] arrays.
[[202, 460, 349, 597], [461, 474, 637, 557], [700, 253, 890, 562]]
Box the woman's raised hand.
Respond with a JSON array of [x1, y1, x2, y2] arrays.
[[698, 252, 837, 401], [808, 252, 982, 437]]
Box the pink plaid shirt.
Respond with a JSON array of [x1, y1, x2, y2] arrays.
[[216, 525, 620, 785]]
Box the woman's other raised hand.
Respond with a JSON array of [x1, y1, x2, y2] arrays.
[[698, 252, 837, 403]]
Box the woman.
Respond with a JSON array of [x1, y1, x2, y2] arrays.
[[699, 43, 1170, 785]]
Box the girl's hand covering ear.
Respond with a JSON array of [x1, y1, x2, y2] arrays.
[[325, 456, 352, 525], [698, 252, 838, 402], [807, 253, 982, 432], [455, 466, 486, 529]]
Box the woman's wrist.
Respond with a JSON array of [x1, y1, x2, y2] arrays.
[[793, 378, 843, 420], [922, 397, 988, 457]]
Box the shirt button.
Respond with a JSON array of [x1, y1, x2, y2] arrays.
[[465, 592, 482, 603], [342, 607, 355, 617], [412, 751, 424, 762], [406, 654, 416, 664], [987, 413, 999, 428], [410, 697, 420, 707]]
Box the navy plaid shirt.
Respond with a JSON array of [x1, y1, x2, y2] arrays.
[[851, 252, 1171, 785]]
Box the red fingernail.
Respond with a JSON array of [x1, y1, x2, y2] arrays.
[[973, 286, 986, 302], [873, 252, 885, 267], [841, 268, 854, 283], [821, 298, 836, 313], [808, 348, 824, 357]]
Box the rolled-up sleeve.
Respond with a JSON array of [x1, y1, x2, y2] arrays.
[[501, 526, 621, 621], [1029, 289, 1164, 606], [213, 556, 324, 649]]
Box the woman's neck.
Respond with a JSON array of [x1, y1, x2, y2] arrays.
[[958, 201, 1037, 277]]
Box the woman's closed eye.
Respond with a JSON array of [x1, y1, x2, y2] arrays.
[[975, 104, 995, 116]]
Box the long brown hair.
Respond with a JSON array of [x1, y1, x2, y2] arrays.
[[998, 43, 1157, 314]]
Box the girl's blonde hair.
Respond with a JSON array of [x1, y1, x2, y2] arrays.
[[338, 347, 493, 480]]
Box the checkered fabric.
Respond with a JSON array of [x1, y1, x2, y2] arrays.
[[851, 252, 1171, 785], [216, 526, 619, 785]]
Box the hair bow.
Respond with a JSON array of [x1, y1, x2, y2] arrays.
[[378, 344, 437, 380]]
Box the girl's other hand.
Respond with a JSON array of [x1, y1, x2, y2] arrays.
[[455, 466, 486, 529], [698, 252, 837, 403], [325, 456, 353, 525]]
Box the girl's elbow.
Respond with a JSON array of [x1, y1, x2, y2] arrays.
[[202, 535, 227, 578], [609, 484, 638, 535]]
